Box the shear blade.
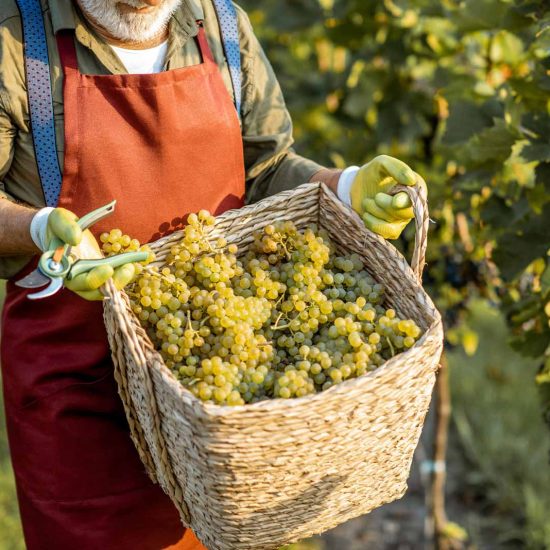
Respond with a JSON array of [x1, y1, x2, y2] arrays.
[[27, 277, 64, 300], [15, 269, 51, 289]]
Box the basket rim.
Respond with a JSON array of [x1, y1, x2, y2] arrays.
[[147, 182, 429, 285]]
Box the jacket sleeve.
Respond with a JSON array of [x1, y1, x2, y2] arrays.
[[0, 89, 15, 202], [0, 88, 35, 280], [235, 5, 324, 204]]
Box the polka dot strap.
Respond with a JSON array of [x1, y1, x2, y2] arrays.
[[15, 0, 63, 207], [211, 0, 242, 120]]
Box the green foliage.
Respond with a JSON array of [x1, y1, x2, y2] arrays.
[[448, 300, 550, 548], [0, 463, 24, 550], [240, 0, 550, 420]]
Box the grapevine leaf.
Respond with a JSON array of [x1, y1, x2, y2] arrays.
[[491, 30, 525, 66], [454, 0, 508, 32], [521, 142, 550, 163], [535, 162, 550, 188], [520, 116, 550, 162], [514, 2, 548, 19], [532, 17, 550, 55], [493, 203, 550, 280], [442, 101, 492, 144], [466, 120, 517, 164], [526, 184, 550, 213], [510, 329, 550, 358], [522, 112, 550, 137], [509, 78, 550, 101], [502, 6, 537, 32], [541, 263, 550, 294], [480, 196, 530, 228]]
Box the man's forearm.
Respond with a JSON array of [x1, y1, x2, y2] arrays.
[[309, 168, 342, 195], [0, 198, 39, 255]]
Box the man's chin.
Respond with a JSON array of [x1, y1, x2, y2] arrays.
[[79, 0, 181, 43], [117, 2, 158, 16]]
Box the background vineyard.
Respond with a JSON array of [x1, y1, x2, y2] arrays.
[[1, 0, 550, 547], [237, 0, 550, 545]]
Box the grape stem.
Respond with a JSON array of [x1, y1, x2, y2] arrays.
[[196, 222, 220, 254], [386, 336, 396, 357], [144, 266, 174, 285], [270, 312, 286, 330], [271, 322, 293, 331], [278, 237, 292, 260], [186, 311, 196, 334]]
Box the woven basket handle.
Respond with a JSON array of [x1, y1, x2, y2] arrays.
[[392, 182, 429, 282]]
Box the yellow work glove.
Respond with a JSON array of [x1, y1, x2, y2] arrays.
[[348, 155, 426, 240], [40, 208, 135, 301]]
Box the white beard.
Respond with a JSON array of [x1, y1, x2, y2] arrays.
[[78, 0, 182, 42]]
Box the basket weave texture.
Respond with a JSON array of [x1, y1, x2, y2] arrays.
[[103, 182, 443, 550]]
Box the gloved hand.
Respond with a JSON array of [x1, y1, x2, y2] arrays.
[[348, 155, 426, 240], [31, 207, 135, 301]]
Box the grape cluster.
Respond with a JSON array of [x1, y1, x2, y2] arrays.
[[100, 228, 155, 277], [114, 212, 422, 406]]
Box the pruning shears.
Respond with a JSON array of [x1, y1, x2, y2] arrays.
[[16, 201, 149, 300]]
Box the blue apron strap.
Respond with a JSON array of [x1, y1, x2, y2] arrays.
[[211, 0, 242, 121], [15, 0, 63, 207]]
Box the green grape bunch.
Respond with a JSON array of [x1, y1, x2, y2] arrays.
[[108, 210, 423, 406], [99, 228, 155, 278]]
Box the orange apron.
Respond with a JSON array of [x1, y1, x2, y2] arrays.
[[1, 22, 244, 549]]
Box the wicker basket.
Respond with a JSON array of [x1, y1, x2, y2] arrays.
[[103, 182, 443, 550]]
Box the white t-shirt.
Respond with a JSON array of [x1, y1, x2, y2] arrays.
[[110, 41, 169, 74]]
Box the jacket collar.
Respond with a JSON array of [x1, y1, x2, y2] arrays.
[[48, 0, 76, 33]]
